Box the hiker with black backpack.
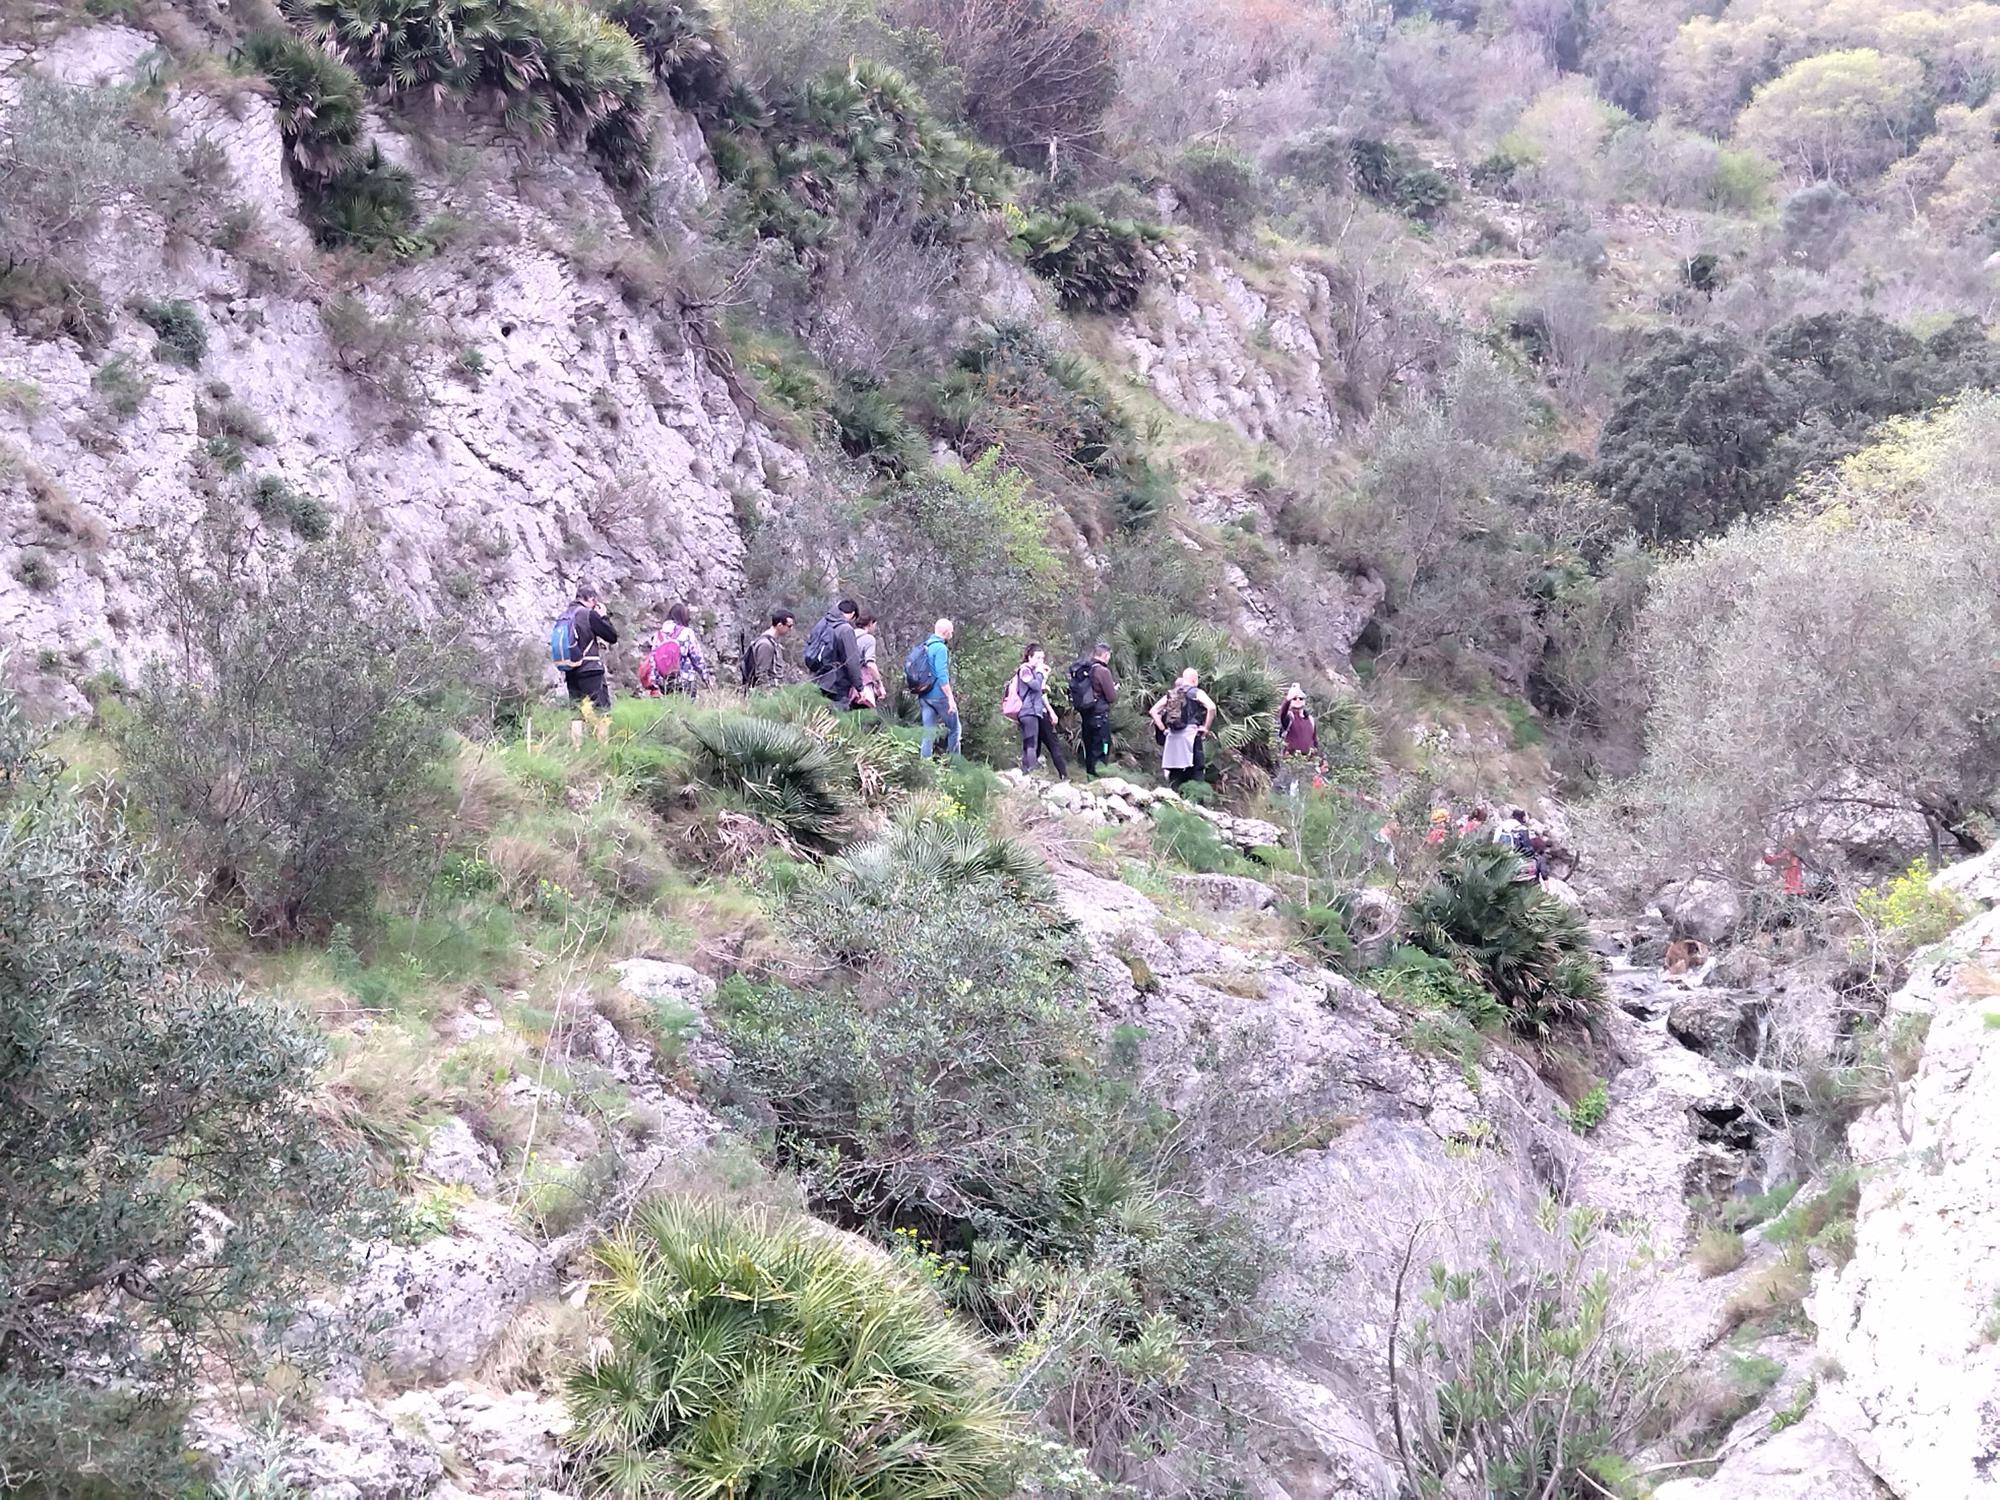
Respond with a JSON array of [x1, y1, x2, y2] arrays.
[[906, 617, 959, 759], [1004, 642, 1069, 779], [1148, 667, 1216, 790], [549, 584, 619, 749], [1069, 642, 1117, 777], [740, 608, 794, 689], [803, 598, 867, 709]]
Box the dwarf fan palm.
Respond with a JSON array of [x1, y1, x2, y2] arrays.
[[568, 1200, 1021, 1499], [1404, 843, 1604, 1038]]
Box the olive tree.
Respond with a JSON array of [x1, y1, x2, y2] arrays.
[[1625, 394, 2000, 880], [123, 531, 456, 939], [0, 678, 371, 1493], [1735, 47, 1930, 183]]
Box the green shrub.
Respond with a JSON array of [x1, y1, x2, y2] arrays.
[[1369, 945, 1505, 1032], [1563, 1081, 1609, 1134], [238, 26, 365, 179], [1151, 801, 1244, 874], [711, 57, 1006, 250], [90, 351, 150, 417], [136, 297, 207, 366], [567, 1199, 1021, 1498], [1855, 860, 1971, 958], [717, 857, 1264, 1480], [121, 536, 454, 937], [12, 546, 55, 592], [0, 682, 371, 1493], [1349, 137, 1455, 223], [1691, 1225, 1746, 1277], [1290, 903, 1355, 969], [683, 711, 850, 850], [1173, 143, 1260, 233], [1012, 202, 1156, 313], [602, 0, 732, 112], [1392, 1203, 1673, 1499], [311, 146, 426, 253], [241, 29, 426, 250], [249, 473, 333, 539], [284, 0, 655, 192], [1403, 844, 1604, 1038]]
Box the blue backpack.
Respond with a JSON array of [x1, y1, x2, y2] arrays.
[[550, 608, 580, 668]]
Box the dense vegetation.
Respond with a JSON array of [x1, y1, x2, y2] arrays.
[[8, 0, 2000, 1489]]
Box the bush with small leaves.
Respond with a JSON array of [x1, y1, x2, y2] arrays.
[[1390, 1202, 1676, 1500], [11, 546, 55, 592], [1173, 142, 1260, 232], [121, 533, 455, 937], [0, 680, 372, 1492], [136, 297, 207, 367], [0, 78, 177, 316], [88, 351, 151, 418], [567, 1199, 1022, 1498]]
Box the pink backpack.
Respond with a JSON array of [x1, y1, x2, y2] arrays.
[[649, 627, 684, 684], [1000, 672, 1023, 720]]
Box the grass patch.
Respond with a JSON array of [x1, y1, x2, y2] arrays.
[[1691, 1226, 1746, 1278]]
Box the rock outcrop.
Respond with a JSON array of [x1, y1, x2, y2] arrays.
[[1, 26, 797, 710], [1805, 900, 2000, 1497]]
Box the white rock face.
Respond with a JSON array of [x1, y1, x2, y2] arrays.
[[0, 32, 803, 705], [345, 1199, 551, 1383], [421, 1116, 500, 1195], [1653, 1416, 1889, 1500], [1657, 878, 1746, 946], [1116, 246, 1345, 447], [1808, 902, 2000, 1497]]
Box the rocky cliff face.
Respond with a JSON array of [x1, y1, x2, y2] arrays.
[[1652, 848, 2000, 1500], [1, 25, 796, 711]]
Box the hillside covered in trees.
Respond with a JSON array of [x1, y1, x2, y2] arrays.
[[4, 0, 2000, 1495]]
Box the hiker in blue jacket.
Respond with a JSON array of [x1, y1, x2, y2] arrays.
[[915, 617, 959, 759]]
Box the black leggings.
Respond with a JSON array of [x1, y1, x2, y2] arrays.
[[1020, 714, 1068, 776]]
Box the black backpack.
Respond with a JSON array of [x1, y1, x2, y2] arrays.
[[801, 616, 836, 674], [903, 640, 936, 695], [1068, 659, 1098, 710], [1162, 687, 1194, 731]]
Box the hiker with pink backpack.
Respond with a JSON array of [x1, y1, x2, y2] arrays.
[[637, 602, 712, 699], [1003, 642, 1069, 779]]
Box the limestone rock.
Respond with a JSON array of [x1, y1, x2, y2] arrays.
[[420, 1116, 499, 1195], [346, 1199, 549, 1383], [0, 46, 798, 692], [287, 1397, 446, 1500], [1808, 902, 2000, 1497], [1934, 844, 2000, 909], [1657, 879, 1745, 946], [1170, 871, 1280, 915], [1652, 1416, 1888, 1500], [1667, 991, 1760, 1058]]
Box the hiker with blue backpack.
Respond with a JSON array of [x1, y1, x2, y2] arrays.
[[905, 618, 959, 759], [550, 584, 619, 748], [638, 601, 711, 698], [1003, 642, 1068, 779]]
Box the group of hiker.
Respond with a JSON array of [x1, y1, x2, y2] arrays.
[[550, 588, 1250, 784], [1421, 801, 1559, 882]]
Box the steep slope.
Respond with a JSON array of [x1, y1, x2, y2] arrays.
[[1, 25, 792, 709]]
